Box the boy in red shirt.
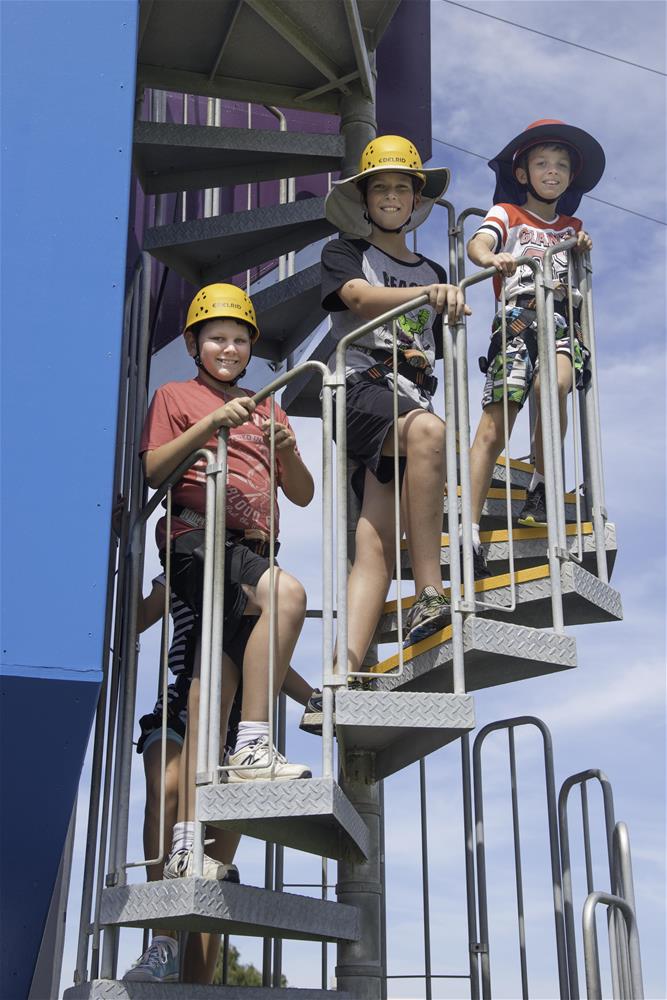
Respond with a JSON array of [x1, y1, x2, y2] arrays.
[[140, 283, 314, 881], [467, 120, 605, 572]]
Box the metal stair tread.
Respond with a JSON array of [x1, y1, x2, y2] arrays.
[[197, 776, 369, 861], [253, 263, 326, 363], [96, 877, 358, 942], [444, 486, 580, 528], [335, 689, 475, 779], [379, 561, 622, 641], [65, 981, 350, 999], [143, 198, 334, 285], [134, 121, 343, 194], [398, 521, 617, 579], [370, 617, 577, 693]]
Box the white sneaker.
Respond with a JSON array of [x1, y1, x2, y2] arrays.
[[227, 736, 311, 781], [123, 937, 179, 983], [163, 847, 240, 882]]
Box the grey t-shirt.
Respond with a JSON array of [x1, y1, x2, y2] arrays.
[[320, 238, 448, 407]]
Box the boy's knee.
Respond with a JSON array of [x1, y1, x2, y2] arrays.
[[475, 408, 504, 452], [410, 412, 446, 452], [279, 574, 307, 618]]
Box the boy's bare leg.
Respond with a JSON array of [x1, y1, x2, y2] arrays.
[[182, 934, 223, 986], [142, 738, 181, 944], [469, 401, 521, 523], [345, 471, 398, 673], [532, 354, 572, 476], [239, 569, 307, 721], [177, 648, 241, 822], [394, 409, 448, 595], [282, 666, 316, 706]]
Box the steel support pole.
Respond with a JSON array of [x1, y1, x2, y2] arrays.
[[338, 78, 376, 177], [337, 756, 384, 999]]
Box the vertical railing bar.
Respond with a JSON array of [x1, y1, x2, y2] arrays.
[[499, 280, 517, 608], [613, 823, 644, 998], [508, 728, 529, 999], [207, 426, 230, 777], [461, 734, 480, 999], [566, 254, 584, 564], [442, 319, 465, 691], [582, 894, 643, 1000], [262, 842, 274, 986], [380, 778, 388, 1000], [75, 271, 137, 983], [533, 266, 565, 631], [419, 759, 433, 1000], [268, 395, 277, 760], [472, 730, 492, 999], [454, 309, 477, 612], [272, 692, 286, 987], [321, 856, 329, 990], [580, 784, 595, 894], [392, 317, 405, 672], [321, 375, 336, 778], [576, 254, 608, 582]]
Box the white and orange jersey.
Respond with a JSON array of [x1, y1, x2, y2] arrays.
[[475, 203, 582, 305]]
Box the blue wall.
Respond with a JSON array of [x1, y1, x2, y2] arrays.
[[0, 2, 138, 994]]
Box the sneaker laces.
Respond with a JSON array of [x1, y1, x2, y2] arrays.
[[139, 941, 173, 973], [168, 849, 190, 876]]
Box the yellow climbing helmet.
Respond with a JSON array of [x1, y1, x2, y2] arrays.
[[184, 283, 259, 343], [325, 134, 450, 237]]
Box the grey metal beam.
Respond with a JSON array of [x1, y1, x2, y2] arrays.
[[296, 70, 361, 104], [207, 0, 243, 81], [244, 0, 348, 91], [65, 982, 351, 999], [343, 0, 375, 100]]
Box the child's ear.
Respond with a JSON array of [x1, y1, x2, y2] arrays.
[[184, 331, 197, 357], [515, 166, 528, 185]]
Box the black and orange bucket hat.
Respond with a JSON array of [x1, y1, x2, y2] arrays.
[[488, 119, 606, 215]]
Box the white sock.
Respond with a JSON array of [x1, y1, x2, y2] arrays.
[[472, 522, 481, 551], [529, 471, 545, 492], [234, 720, 269, 753], [151, 935, 178, 954], [170, 821, 194, 855]]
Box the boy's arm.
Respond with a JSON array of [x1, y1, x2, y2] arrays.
[[143, 396, 256, 488], [137, 579, 166, 634], [467, 232, 518, 277], [262, 420, 314, 507], [338, 279, 470, 326]]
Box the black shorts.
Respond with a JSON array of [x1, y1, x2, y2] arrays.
[[335, 376, 422, 501], [167, 529, 269, 641]]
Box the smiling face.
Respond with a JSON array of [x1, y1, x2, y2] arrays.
[[363, 170, 420, 230], [186, 317, 252, 384], [515, 144, 573, 203]]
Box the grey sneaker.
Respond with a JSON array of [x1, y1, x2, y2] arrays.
[[403, 586, 451, 647], [227, 736, 311, 781], [300, 690, 325, 735], [163, 847, 240, 882], [123, 938, 179, 983], [517, 482, 547, 526]]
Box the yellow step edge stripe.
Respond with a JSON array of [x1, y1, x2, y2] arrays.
[[370, 623, 454, 674], [383, 563, 551, 614], [400, 522, 594, 550]]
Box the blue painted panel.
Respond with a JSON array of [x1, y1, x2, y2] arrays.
[[0, 0, 138, 677], [0, 673, 100, 999]]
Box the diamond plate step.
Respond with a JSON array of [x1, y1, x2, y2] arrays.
[[95, 877, 357, 942], [144, 198, 334, 285], [399, 522, 617, 580], [335, 690, 475, 779], [444, 487, 579, 529], [252, 263, 326, 363], [134, 121, 344, 195], [489, 455, 534, 489], [198, 777, 368, 861], [370, 617, 577, 694], [379, 562, 622, 642], [65, 982, 348, 999]]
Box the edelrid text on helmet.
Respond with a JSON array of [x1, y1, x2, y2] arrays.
[[357, 135, 426, 190], [184, 283, 259, 343]]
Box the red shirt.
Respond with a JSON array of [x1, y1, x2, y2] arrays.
[[140, 376, 297, 549]]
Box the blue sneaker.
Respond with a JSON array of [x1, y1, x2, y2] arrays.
[[123, 937, 179, 983]]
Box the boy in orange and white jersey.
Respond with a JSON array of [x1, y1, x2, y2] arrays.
[[466, 120, 606, 571]]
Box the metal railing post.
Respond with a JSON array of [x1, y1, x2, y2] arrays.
[[582, 893, 643, 1000], [576, 254, 608, 582], [473, 717, 569, 1000]]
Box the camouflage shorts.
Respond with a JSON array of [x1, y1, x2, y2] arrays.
[[481, 307, 590, 410]]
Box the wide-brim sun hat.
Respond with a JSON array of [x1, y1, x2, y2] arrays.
[[488, 119, 606, 216], [325, 134, 451, 237]]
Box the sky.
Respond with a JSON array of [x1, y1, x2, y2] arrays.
[[60, 2, 665, 997]]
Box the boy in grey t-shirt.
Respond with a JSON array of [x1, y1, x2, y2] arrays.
[[321, 134, 469, 661]]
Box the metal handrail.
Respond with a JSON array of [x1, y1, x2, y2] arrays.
[[582, 893, 643, 999]]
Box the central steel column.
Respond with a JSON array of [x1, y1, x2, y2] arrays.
[[336, 78, 383, 998], [337, 754, 384, 998]]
